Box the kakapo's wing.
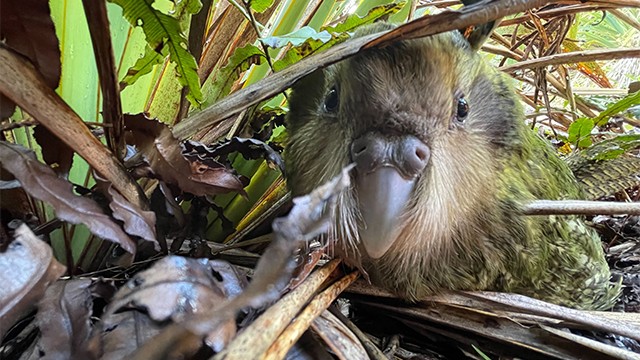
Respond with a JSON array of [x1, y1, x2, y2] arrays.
[[566, 135, 640, 199]]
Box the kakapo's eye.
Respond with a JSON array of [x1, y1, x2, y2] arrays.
[[324, 86, 339, 112], [456, 96, 469, 122]]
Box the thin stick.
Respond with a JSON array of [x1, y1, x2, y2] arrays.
[[501, 48, 640, 73], [523, 199, 640, 215]]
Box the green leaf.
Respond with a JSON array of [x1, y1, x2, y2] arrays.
[[201, 44, 266, 107], [568, 118, 594, 149], [595, 90, 640, 126], [472, 345, 492, 360], [174, 0, 203, 29], [249, 0, 275, 13], [109, 0, 203, 105], [324, 2, 406, 33], [272, 33, 348, 71], [262, 27, 333, 48], [269, 3, 405, 72], [120, 45, 163, 89]]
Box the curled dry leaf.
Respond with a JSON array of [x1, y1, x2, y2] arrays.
[[0, 141, 136, 254], [99, 256, 247, 357], [124, 114, 246, 196], [233, 164, 352, 310], [92, 175, 159, 251], [29, 280, 94, 359], [0, 224, 65, 339], [182, 137, 285, 174], [107, 186, 158, 250]]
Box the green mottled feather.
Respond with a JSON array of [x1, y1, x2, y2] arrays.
[[572, 156, 640, 200], [496, 125, 621, 309]]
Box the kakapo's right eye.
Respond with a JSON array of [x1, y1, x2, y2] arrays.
[[323, 86, 339, 112]]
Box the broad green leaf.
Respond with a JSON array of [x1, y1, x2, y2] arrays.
[[325, 2, 405, 33], [249, 0, 276, 13], [109, 0, 203, 105], [262, 27, 332, 48], [567, 118, 594, 149], [201, 44, 266, 107], [120, 45, 163, 89], [147, 60, 184, 123], [595, 90, 640, 126]]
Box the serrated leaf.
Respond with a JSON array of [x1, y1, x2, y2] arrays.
[[120, 45, 163, 89], [249, 0, 275, 13], [262, 27, 333, 48], [109, 0, 202, 105], [595, 90, 640, 126], [124, 114, 246, 195], [201, 44, 266, 107], [567, 117, 594, 149], [324, 2, 406, 34]]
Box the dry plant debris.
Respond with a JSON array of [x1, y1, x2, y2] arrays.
[[1, 0, 640, 359]]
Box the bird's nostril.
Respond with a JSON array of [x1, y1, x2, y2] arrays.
[[415, 148, 427, 162], [352, 142, 367, 156]]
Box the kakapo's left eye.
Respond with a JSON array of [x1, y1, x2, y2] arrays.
[[456, 96, 469, 122], [324, 86, 339, 112]]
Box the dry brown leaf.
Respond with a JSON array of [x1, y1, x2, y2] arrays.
[[98, 256, 246, 357], [127, 166, 352, 359], [124, 114, 245, 196], [32, 279, 94, 359], [100, 309, 166, 360], [104, 256, 246, 322], [0, 141, 136, 254], [0, 224, 65, 339], [0, 0, 60, 118], [32, 125, 74, 178], [0, 49, 146, 209], [106, 185, 158, 250]]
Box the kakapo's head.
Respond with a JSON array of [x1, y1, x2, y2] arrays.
[[285, 23, 522, 272]]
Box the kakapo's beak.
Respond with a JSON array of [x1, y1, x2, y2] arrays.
[[351, 133, 430, 258]]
